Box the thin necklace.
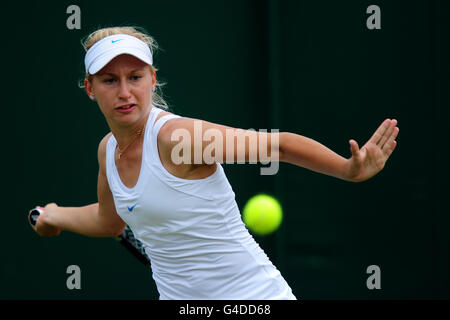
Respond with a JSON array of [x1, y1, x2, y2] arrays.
[[117, 125, 145, 160]]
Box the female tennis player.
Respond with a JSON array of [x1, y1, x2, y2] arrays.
[[31, 26, 399, 300]]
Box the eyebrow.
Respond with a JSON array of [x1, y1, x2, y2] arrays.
[[97, 68, 146, 77]]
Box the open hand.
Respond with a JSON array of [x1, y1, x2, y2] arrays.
[[347, 119, 399, 182]]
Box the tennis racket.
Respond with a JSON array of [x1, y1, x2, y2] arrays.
[[28, 207, 151, 267]]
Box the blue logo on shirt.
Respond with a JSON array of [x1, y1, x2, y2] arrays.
[[112, 39, 123, 43], [127, 204, 137, 212]]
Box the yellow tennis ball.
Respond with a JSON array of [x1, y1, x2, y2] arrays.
[[242, 194, 283, 235]]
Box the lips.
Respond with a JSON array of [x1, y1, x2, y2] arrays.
[[115, 104, 137, 113], [116, 104, 136, 110]]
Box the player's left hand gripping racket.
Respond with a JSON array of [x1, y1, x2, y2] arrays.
[[28, 207, 151, 267]]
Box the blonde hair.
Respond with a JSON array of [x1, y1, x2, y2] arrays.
[[80, 26, 168, 110]]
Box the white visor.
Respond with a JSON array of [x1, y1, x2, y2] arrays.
[[84, 34, 153, 75]]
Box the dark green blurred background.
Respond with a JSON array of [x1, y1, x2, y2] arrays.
[[3, 0, 449, 299]]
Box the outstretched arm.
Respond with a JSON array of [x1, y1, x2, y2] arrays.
[[158, 116, 398, 182], [279, 119, 399, 182]]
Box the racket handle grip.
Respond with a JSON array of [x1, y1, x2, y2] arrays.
[[29, 207, 44, 226]]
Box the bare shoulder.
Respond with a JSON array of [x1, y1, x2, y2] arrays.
[[98, 132, 113, 174], [156, 110, 187, 144], [158, 116, 187, 137], [154, 109, 174, 125], [156, 115, 219, 178]]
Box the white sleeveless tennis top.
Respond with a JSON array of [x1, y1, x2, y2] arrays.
[[105, 106, 296, 300]]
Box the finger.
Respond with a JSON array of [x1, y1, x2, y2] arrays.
[[383, 139, 397, 158], [378, 119, 397, 148], [382, 125, 399, 149], [368, 119, 391, 145], [349, 139, 360, 157], [382, 127, 399, 155]]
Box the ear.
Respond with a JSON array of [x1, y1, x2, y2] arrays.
[[151, 70, 157, 91], [84, 78, 93, 98]]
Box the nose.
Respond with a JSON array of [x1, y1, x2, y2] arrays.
[[118, 80, 132, 99]]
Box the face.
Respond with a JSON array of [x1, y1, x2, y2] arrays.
[[85, 54, 156, 125]]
